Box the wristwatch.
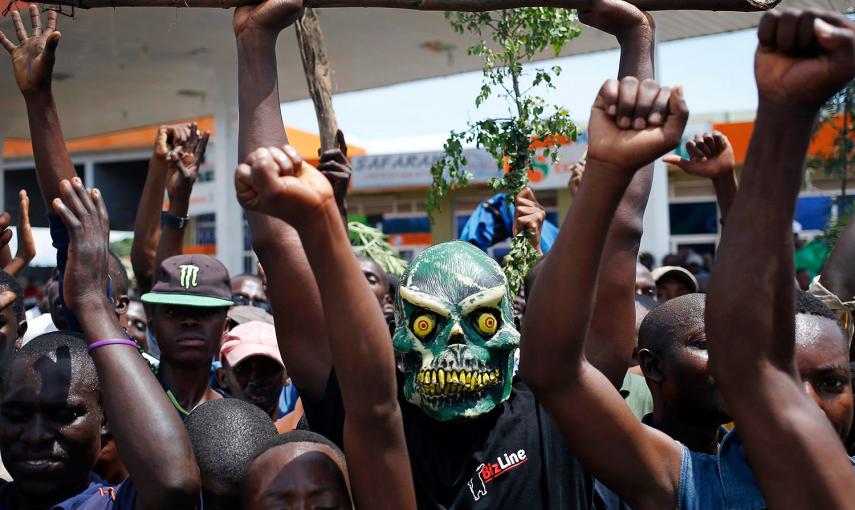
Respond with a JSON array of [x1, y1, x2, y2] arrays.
[[161, 211, 190, 230]]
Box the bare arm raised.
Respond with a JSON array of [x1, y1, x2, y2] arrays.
[[4, 190, 37, 278], [132, 124, 191, 297], [705, 9, 855, 508], [54, 178, 200, 510], [153, 125, 210, 274], [521, 77, 688, 510], [233, 0, 332, 401], [578, 0, 658, 386], [235, 146, 416, 509], [0, 6, 75, 204]]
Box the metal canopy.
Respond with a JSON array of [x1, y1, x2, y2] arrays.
[[0, 0, 849, 139]]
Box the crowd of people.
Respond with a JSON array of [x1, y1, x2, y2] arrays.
[[0, 0, 853, 508]]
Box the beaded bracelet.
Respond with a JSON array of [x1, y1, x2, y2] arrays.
[[87, 339, 139, 353]]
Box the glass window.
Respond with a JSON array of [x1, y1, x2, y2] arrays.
[[93, 160, 148, 230], [669, 201, 718, 236], [383, 216, 431, 234]]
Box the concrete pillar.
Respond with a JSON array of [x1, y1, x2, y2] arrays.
[[556, 187, 573, 226], [430, 193, 455, 244], [639, 160, 671, 265], [83, 160, 95, 188], [212, 78, 243, 277]]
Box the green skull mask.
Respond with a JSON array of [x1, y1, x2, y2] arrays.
[[393, 241, 520, 421]]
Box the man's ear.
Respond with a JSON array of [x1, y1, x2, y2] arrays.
[[114, 296, 130, 317], [638, 348, 665, 383], [15, 320, 27, 349]]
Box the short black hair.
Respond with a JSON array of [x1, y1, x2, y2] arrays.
[[3, 331, 99, 394], [638, 293, 705, 354], [796, 289, 836, 321], [245, 429, 346, 484], [0, 270, 24, 322], [108, 251, 130, 299], [186, 398, 277, 498]]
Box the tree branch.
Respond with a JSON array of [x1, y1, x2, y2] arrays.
[[38, 0, 780, 11], [295, 8, 340, 151]]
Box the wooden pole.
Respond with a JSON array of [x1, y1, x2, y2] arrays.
[[36, 0, 781, 11], [295, 7, 340, 152]]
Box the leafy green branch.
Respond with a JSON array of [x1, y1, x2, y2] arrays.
[[349, 222, 409, 276], [426, 8, 580, 295]]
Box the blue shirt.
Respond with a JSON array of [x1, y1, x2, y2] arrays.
[[679, 429, 855, 510], [0, 474, 136, 510]]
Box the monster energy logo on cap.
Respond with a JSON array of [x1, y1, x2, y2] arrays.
[[141, 254, 235, 309], [179, 264, 200, 289]]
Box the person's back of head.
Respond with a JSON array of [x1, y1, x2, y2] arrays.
[[0, 332, 102, 504], [186, 398, 278, 510], [242, 430, 351, 510]]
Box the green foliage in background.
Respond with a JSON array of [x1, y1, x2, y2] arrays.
[[426, 8, 580, 294], [810, 81, 854, 215], [349, 222, 408, 276]]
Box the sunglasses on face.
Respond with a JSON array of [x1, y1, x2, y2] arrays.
[[231, 295, 272, 313]]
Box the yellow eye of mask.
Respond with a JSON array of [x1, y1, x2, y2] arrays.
[[413, 314, 437, 338], [475, 312, 498, 336]]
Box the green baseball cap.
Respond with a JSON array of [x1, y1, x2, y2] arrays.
[[142, 254, 234, 308]]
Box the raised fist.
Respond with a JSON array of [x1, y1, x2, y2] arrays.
[[587, 77, 689, 173], [663, 131, 735, 180], [755, 9, 855, 111], [235, 145, 334, 225]]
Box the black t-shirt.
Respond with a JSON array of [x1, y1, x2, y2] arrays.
[[302, 371, 593, 510]]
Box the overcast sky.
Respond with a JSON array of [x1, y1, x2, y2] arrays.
[[281, 28, 758, 154]]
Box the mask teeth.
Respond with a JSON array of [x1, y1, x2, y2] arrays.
[[417, 368, 502, 397]]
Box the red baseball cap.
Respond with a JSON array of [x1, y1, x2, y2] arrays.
[[219, 321, 283, 368]]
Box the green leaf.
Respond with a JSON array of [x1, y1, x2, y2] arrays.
[[427, 8, 581, 280]]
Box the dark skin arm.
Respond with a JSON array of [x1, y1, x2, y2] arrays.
[[4, 190, 37, 278], [520, 78, 688, 510], [233, 0, 332, 402], [663, 130, 737, 222], [236, 146, 416, 509], [152, 125, 210, 275], [0, 7, 75, 205], [705, 10, 855, 508], [53, 177, 200, 510], [0, 213, 15, 272], [131, 124, 191, 298], [578, 0, 657, 387]]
